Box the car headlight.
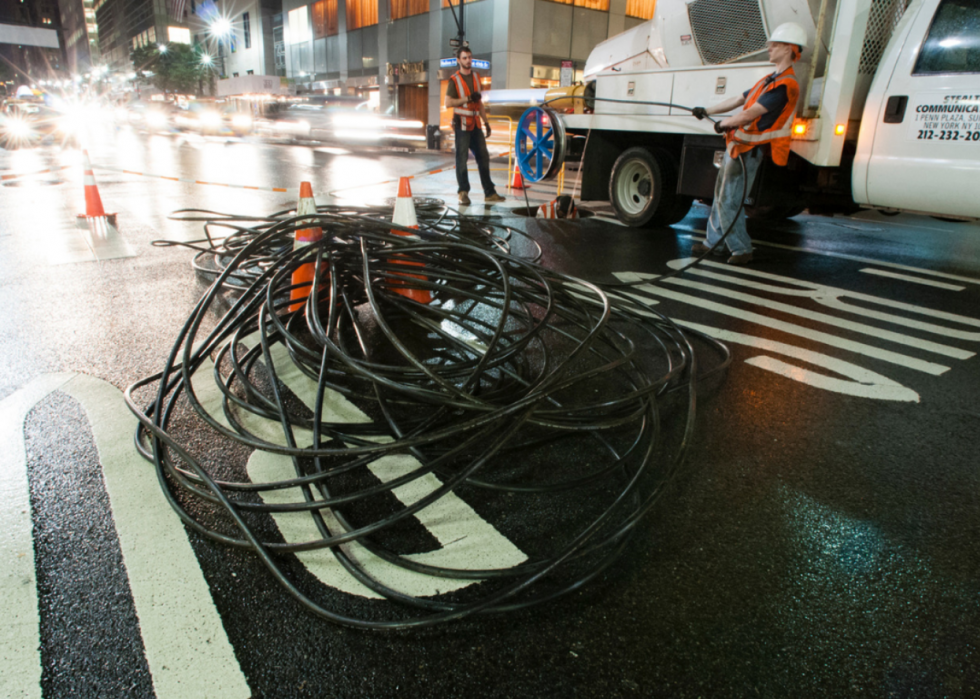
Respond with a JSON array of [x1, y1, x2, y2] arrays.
[[200, 111, 222, 128], [231, 114, 252, 129], [6, 118, 32, 137], [146, 112, 167, 128]]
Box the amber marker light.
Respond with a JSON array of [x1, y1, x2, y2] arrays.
[[793, 122, 807, 136], [835, 124, 846, 135]]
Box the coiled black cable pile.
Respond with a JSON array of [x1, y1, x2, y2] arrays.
[[126, 201, 731, 630], [158, 200, 542, 291]]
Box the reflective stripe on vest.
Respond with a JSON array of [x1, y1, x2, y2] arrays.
[[727, 66, 799, 167], [452, 71, 482, 131]]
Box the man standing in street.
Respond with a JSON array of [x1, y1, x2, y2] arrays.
[[691, 22, 807, 265], [445, 47, 506, 207]]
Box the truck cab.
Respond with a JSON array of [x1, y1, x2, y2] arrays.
[[854, 0, 980, 219], [546, 0, 980, 226]]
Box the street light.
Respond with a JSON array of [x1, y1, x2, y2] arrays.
[[211, 18, 232, 38], [208, 19, 232, 79]]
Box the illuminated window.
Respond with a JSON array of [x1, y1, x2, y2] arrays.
[[288, 6, 311, 43], [541, 0, 610, 9], [168, 26, 191, 44], [391, 0, 428, 20], [625, 0, 656, 20], [312, 0, 339, 38], [441, 0, 479, 8], [346, 0, 378, 29]]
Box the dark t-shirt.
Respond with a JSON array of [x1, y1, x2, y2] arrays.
[[743, 74, 789, 132]]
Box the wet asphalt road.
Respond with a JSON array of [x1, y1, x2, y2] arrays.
[[2, 125, 980, 699]]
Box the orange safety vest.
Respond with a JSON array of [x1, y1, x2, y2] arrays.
[[727, 66, 799, 167], [451, 70, 483, 131]]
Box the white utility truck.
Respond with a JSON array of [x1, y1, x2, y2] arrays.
[[533, 0, 980, 226]]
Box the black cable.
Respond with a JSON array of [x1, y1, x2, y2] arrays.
[[126, 199, 732, 630]]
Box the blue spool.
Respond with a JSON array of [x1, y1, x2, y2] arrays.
[[516, 106, 562, 183]]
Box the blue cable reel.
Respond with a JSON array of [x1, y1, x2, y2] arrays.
[[515, 106, 567, 183]]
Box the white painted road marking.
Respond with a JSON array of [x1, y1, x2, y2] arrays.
[[859, 268, 966, 291], [0, 374, 250, 699], [665, 258, 980, 341], [617, 272, 951, 376], [0, 373, 74, 699], [677, 231, 980, 286], [660, 274, 974, 360], [190, 342, 527, 600], [677, 321, 920, 402]]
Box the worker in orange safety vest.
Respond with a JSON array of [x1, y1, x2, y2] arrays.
[[690, 22, 806, 266], [444, 46, 506, 208]]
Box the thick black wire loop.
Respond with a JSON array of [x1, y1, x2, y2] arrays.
[[126, 199, 731, 630]]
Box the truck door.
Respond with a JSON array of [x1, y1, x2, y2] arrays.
[[863, 0, 980, 218]]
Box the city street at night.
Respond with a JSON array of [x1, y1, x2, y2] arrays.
[[3, 120, 980, 698]]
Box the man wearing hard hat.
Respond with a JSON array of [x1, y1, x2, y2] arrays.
[[691, 22, 807, 265]]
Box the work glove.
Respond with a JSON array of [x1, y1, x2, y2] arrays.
[[471, 91, 482, 102], [714, 121, 733, 134], [485, 121, 492, 138], [691, 107, 708, 120]]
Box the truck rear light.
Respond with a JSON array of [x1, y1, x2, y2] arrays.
[[791, 118, 821, 142], [835, 124, 846, 136]]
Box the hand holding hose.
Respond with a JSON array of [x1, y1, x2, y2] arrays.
[[691, 107, 708, 120]]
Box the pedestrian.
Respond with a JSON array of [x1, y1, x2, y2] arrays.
[[691, 22, 807, 265], [445, 46, 506, 207]]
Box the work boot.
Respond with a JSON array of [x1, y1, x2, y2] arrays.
[[459, 191, 471, 206], [727, 252, 754, 265], [485, 192, 506, 203]]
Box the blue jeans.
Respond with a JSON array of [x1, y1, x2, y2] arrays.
[[454, 126, 497, 196], [706, 148, 763, 256]]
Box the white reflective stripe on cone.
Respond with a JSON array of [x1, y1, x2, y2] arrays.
[[393, 197, 419, 228]]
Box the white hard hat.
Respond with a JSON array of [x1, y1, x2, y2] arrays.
[[768, 22, 808, 49]]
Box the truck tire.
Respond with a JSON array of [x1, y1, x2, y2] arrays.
[[609, 147, 679, 228]]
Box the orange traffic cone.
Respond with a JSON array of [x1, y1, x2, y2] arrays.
[[77, 150, 116, 224], [289, 182, 323, 313], [389, 177, 431, 304], [510, 167, 526, 190]]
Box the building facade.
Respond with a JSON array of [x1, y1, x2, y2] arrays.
[[190, 0, 280, 79], [0, 0, 66, 82], [60, 0, 101, 74], [95, 0, 193, 69], [278, 0, 656, 125]]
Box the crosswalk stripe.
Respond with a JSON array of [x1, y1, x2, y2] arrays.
[[0, 373, 75, 699], [0, 374, 251, 699]]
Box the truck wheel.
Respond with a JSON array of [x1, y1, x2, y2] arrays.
[[610, 147, 670, 228]]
